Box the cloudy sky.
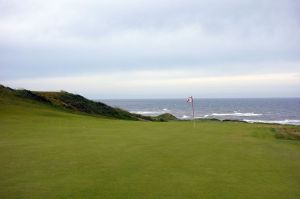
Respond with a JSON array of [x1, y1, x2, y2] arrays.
[[1, 0, 299, 98]]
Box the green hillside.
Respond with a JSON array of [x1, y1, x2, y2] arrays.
[[0, 85, 167, 121], [0, 85, 300, 199]]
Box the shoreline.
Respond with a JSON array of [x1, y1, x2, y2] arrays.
[[181, 117, 300, 126]]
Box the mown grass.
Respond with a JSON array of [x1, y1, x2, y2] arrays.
[[0, 94, 300, 199]]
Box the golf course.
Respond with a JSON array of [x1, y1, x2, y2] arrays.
[[1, 86, 300, 199]]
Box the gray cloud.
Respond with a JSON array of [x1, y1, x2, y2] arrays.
[[0, 0, 299, 97]]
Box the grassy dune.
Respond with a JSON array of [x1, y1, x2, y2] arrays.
[[1, 90, 300, 198]]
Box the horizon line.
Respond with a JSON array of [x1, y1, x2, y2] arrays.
[[97, 97, 300, 100]]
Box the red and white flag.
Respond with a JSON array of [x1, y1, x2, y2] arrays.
[[187, 96, 193, 103]]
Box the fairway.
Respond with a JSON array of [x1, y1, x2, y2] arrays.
[[1, 95, 300, 199]]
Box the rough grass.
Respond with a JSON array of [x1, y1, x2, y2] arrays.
[[273, 127, 300, 140], [1, 92, 300, 199]]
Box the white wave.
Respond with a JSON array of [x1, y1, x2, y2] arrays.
[[211, 112, 262, 117], [131, 111, 164, 115], [195, 115, 209, 119], [131, 108, 171, 116], [244, 119, 300, 125], [181, 115, 191, 119]]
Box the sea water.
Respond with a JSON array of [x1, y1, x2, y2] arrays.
[[100, 98, 300, 125]]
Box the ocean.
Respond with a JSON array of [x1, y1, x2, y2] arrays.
[[100, 98, 300, 125]]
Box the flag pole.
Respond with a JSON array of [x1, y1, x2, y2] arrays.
[[192, 96, 195, 128], [187, 96, 196, 128], [191, 96, 195, 119]]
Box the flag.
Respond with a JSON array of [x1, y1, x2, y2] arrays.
[[187, 96, 193, 103], [187, 96, 195, 122]]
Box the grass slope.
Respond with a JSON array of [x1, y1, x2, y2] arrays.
[[0, 87, 300, 199], [0, 85, 158, 121]]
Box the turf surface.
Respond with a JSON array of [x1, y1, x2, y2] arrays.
[[1, 94, 300, 199]]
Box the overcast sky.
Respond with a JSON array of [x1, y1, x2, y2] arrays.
[[1, 0, 300, 98]]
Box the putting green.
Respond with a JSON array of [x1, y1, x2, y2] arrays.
[[1, 94, 300, 199]]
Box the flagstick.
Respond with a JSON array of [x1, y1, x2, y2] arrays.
[[187, 96, 196, 128], [192, 96, 195, 128]]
